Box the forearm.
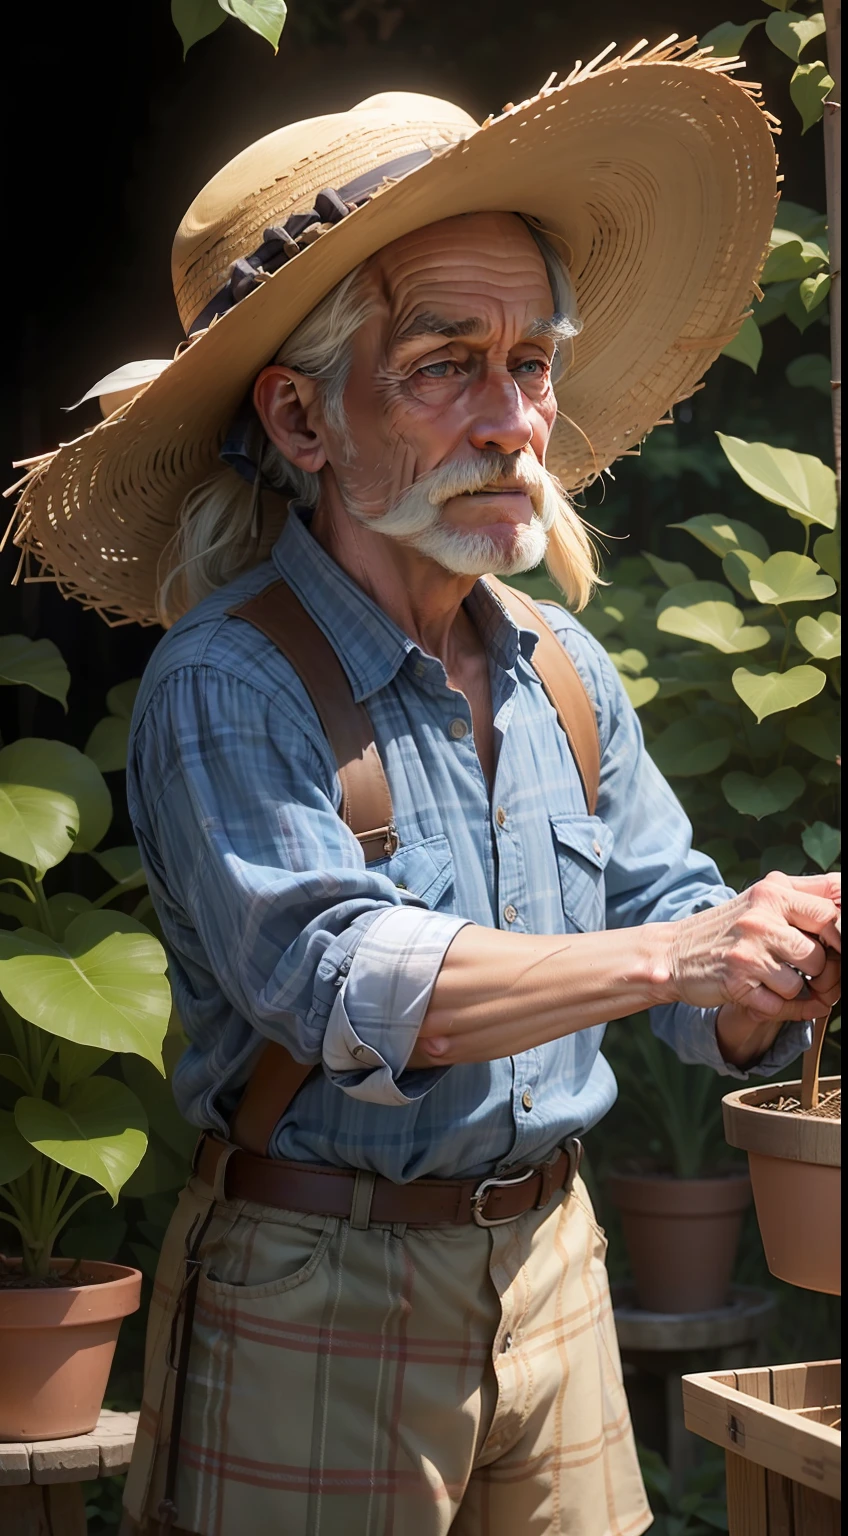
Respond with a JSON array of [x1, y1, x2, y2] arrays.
[[412, 922, 670, 1066]]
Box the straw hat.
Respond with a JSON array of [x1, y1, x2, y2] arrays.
[[6, 35, 778, 628]]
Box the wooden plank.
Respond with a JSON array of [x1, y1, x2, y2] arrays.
[[30, 1435, 100, 1484], [0, 1440, 32, 1486], [0, 1483, 86, 1535], [771, 1361, 841, 1412], [97, 1411, 139, 1474], [765, 1470, 793, 1536], [726, 1452, 768, 1536], [792, 1482, 841, 1535], [735, 1368, 772, 1403], [682, 1371, 841, 1500]]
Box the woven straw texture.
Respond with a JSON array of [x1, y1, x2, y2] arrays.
[[7, 38, 778, 627]]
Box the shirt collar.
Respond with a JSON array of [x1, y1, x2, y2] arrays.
[[272, 505, 539, 703]]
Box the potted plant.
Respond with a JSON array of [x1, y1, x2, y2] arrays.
[[602, 1016, 752, 1314], [0, 634, 171, 1440]]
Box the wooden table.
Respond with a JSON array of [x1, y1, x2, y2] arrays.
[[613, 1284, 776, 1498], [0, 1410, 138, 1536]]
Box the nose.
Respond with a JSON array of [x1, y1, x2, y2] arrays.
[[468, 373, 534, 458]]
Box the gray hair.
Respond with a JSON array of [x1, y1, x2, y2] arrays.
[[156, 220, 586, 625]]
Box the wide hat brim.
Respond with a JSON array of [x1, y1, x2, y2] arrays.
[[9, 39, 777, 627]]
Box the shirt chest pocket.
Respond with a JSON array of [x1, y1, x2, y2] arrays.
[[370, 834, 455, 913], [550, 814, 614, 934]]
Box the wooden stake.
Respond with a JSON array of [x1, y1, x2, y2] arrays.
[[822, 0, 841, 503], [800, 1012, 831, 1111]]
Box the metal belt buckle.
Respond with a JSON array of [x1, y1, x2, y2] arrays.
[[471, 1166, 538, 1227]]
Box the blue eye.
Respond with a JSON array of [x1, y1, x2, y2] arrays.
[[419, 360, 453, 377]]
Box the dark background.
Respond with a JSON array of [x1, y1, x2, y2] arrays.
[[3, 0, 826, 756]]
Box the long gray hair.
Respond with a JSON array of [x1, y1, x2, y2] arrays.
[[156, 221, 597, 625]]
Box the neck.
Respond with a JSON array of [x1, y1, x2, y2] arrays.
[[310, 482, 479, 672]]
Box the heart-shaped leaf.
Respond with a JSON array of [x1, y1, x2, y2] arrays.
[[219, 1, 288, 51], [46, 893, 92, 940], [649, 718, 733, 777], [609, 649, 650, 676], [621, 676, 659, 709], [641, 552, 695, 588], [0, 912, 169, 1069], [766, 8, 826, 61], [790, 59, 835, 133], [171, 0, 226, 56], [85, 716, 130, 773], [722, 550, 766, 599], [721, 315, 763, 372], [732, 664, 826, 721], [748, 552, 836, 605], [0, 1108, 36, 1186], [786, 713, 841, 760], [760, 235, 826, 284], [717, 435, 837, 529], [721, 766, 805, 820], [670, 515, 770, 560], [800, 273, 831, 312], [15, 1078, 147, 1202], [52, 1041, 114, 1097], [761, 844, 807, 877], [0, 751, 78, 875], [657, 601, 770, 654], [656, 581, 737, 615], [786, 354, 832, 395], [813, 532, 840, 580], [93, 845, 147, 891], [801, 821, 841, 872], [796, 612, 840, 659], [0, 636, 70, 708], [0, 740, 111, 860], [106, 679, 142, 721], [0, 1053, 32, 1092], [700, 19, 764, 57]]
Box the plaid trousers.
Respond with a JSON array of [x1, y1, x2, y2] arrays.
[[122, 1167, 651, 1536]]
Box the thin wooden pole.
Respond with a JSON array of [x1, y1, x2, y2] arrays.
[[822, 0, 841, 504]]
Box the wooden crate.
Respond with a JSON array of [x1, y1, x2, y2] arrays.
[[682, 1361, 840, 1535]]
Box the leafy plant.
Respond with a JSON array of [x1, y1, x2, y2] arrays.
[[171, 0, 288, 57], [638, 1445, 729, 1535], [0, 640, 174, 1278], [602, 1017, 729, 1180]]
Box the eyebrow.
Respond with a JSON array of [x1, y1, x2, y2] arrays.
[[394, 311, 574, 347]]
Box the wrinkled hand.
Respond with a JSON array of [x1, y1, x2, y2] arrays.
[[664, 873, 841, 1065]]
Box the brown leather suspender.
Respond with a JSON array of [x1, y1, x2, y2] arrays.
[[226, 574, 601, 1156]]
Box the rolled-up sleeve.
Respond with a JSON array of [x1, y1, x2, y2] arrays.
[[129, 664, 466, 1107], [547, 609, 809, 1079]]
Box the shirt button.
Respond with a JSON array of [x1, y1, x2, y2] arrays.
[[503, 904, 518, 924], [495, 806, 507, 828], [521, 1089, 534, 1112], [449, 718, 468, 740], [352, 1044, 369, 1060], [592, 839, 602, 857]]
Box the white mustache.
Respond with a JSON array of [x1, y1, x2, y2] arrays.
[[372, 452, 554, 541]]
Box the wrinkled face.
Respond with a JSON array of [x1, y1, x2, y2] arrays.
[[332, 211, 564, 573]]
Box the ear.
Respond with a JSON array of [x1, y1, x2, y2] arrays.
[[253, 366, 328, 474]]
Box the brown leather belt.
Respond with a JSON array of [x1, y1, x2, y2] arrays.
[[194, 1134, 583, 1228]]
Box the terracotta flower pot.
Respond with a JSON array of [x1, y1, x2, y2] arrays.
[[722, 1075, 841, 1296], [0, 1258, 142, 1441], [606, 1169, 752, 1313]]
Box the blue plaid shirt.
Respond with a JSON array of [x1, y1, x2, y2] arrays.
[[127, 507, 808, 1181]]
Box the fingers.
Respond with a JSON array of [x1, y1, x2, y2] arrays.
[[781, 892, 842, 939], [766, 871, 841, 902]]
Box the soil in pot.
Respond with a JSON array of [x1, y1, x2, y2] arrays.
[[606, 1168, 751, 1314], [722, 1076, 841, 1296], [0, 1258, 142, 1441]]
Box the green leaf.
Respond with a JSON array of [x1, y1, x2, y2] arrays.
[[105, 679, 141, 721], [786, 354, 832, 395], [790, 60, 834, 133], [641, 552, 695, 588], [732, 664, 826, 721], [171, 0, 226, 56], [0, 912, 170, 1069], [122, 1130, 188, 1197], [85, 716, 130, 773], [123, 1053, 197, 1159], [0, 893, 37, 924], [760, 234, 826, 284], [649, 719, 733, 777], [608, 649, 649, 676], [800, 272, 831, 311], [796, 612, 840, 659], [802, 821, 841, 871], [599, 587, 646, 625], [93, 845, 147, 891], [786, 713, 840, 760], [721, 767, 805, 819], [670, 514, 769, 560], [0, 1107, 36, 1186], [765, 9, 826, 61], [219, 1, 287, 51], [813, 532, 840, 580], [657, 600, 770, 654], [46, 893, 92, 940], [15, 1078, 147, 1202], [0, 751, 78, 875], [0, 739, 112, 859], [52, 1040, 114, 1094], [716, 435, 837, 529], [656, 581, 736, 615], [748, 552, 836, 605], [621, 676, 660, 709], [722, 549, 765, 599], [761, 843, 807, 877], [771, 201, 828, 243], [721, 315, 762, 371], [754, 278, 799, 325], [0, 1052, 31, 1091], [785, 278, 829, 332], [700, 19, 764, 57], [0, 636, 70, 708]]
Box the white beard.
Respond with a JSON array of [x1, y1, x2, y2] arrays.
[[345, 451, 564, 577]]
